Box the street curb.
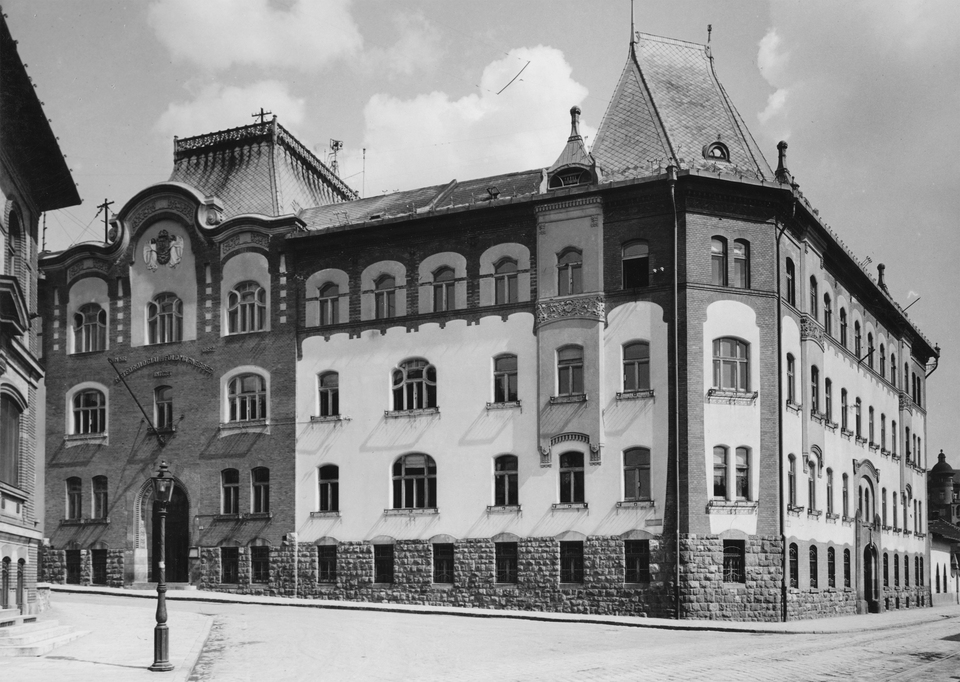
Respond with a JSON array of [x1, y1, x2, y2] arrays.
[[47, 584, 960, 636], [177, 612, 214, 682]]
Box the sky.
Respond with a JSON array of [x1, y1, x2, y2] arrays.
[[7, 0, 959, 456]]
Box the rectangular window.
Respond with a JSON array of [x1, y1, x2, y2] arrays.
[[557, 347, 584, 396], [221, 470, 239, 515], [559, 541, 584, 583], [433, 543, 454, 584], [91, 549, 107, 586], [251, 546, 270, 583], [374, 544, 394, 584], [317, 545, 337, 582], [495, 542, 518, 584], [623, 448, 651, 501], [625, 540, 650, 583], [252, 468, 269, 514], [723, 540, 745, 583], [0, 396, 21, 487], [732, 241, 749, 289], [92, 476, 108, 519], [221, 547, 239, 584], [559, 452, 585, 504], [66, 478, 82, 520], [493, 355, 518, 403]]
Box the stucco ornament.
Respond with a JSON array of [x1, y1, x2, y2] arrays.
[[536, 295, 604, 325], [143, 229, 184, 271]]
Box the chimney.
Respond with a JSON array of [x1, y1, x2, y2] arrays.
[[775, 141, 791, 184], [569, 106, 582, 141], [877, 263, 887, 291]]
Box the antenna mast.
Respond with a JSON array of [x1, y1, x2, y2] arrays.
[[329, 139, 344, 177], [95, 198, 114, 244]]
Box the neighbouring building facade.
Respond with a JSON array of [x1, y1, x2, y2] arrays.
[[928, 450, 959, 605], [38, 31, 939, 621], [0, 15, 81, 614]]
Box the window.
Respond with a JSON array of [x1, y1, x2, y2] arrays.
[[318, 372, 339, 417], [493, 355, 518, 403], [624, 448, 651, 501], [712, 338, 749, 392], [73, 389, 106, 434], [841, 389, 848, 430], [893, 492, 898, 529], [221, 547, 239, 584], [788, 455, 797, 507], [433, 544, 454, 584], [840, 308, 847, 347], [252, 467, 269, 514], [392, 454, 437, 509], [811, 366, 820, 413], [557, 248, 582, 296], [809, 277, 818, 318], [855, 398, 862, 437], [92, 549, 107, 586], [251, 546, 270, 583], [826, 469, 834, 516], [154, 386, 173, 431], [825, 379, 832, 421], [809, 546, 818, 588], [882, 488, 888, 526], [494, 258, 519, 304], [557, 346, 584, 396], [0, 394, 21, 487], [868, 407, 875, 444], [808, 459, 817, 511], [66, 477, 82, 520], [713, 446, 728, 499], [318, 282, 339, 325], [432, 266, 455, 312], [843, 549, 851, 588], [65, 550, 81, 585], [789, 543, 799, 588], [495, 542, 518, 584], [622, 342, 650, 392], [374, 275, 396, 319], [842, 474, 849, 518], [723, 540, 745, 583], [891, 419, 897, 454], [374, 544, 394, 583], [318, 465, 339, 512], [93, 475, 108, 519], [786, 354, 795, 404], [867, 333, 874, 369], [74, 303, 106, 353], [228, 374, 266, 422], [221, 469, 239, 514], [890, 353, 896, 386], [622, 241, 649, 288], [147, 293, 182, 344], [392, 359, 437, 411], [494, 455, 518, 506], [824, 295, 833, 336], [560, 541, 584, 583], [559, 452, 584, 504], [905, 427, 911, 461], [228, 281, 266, 333], [881, 414, 886, 450], [828, 547, 836, 588], [711, 238, 727, 286], [732, 240, 749, 288], [854, 321, 862, 357], [625, 540, 650, 583], [785, 259, 795, 305], [884, 553, 889, 587], [880, 344, 886, 376], [318, 545, 337, 582]]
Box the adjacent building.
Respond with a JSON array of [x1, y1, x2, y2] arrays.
[[38, 31, 939, 621], [929, 450, 959, 604]]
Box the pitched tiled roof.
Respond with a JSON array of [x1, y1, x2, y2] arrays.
[[930, 519, 960, 542], [592, 33, 773, 183]]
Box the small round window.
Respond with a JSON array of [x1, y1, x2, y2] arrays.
[[704, 142, 730, 161]]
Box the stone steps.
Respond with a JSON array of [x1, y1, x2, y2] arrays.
[[0, 607, 88, 656]]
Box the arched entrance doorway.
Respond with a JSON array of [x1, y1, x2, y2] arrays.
[[15, 559, 24, 613], [1, 557, 9, 608], [863, 545, 879, 613], [149, 485, 189, 583]]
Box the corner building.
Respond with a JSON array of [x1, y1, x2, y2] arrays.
[[39, 32, 939, 621]]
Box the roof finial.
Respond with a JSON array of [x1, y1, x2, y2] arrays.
[[630, 0, 636, 46], [569, 106, 582, 140], [707, 24, 712, 45]]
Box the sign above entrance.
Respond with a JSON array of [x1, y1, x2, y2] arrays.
[[112, 354, 214, 384]]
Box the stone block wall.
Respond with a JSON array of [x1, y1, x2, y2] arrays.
[[786, 587, 857, 620], [106, 550, 124, 587], [39, 547, 65, 584]]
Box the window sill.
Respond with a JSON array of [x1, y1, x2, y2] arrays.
[[310, 415, 349, 424], [219, 420, 270, 436], [486, 505, 521, 514], [551, 502, 588, 510], [64, 433, 108, 447], [60, 517, 110, 526], [149, 425, 177, 435], [707, 500, 758, 515], [486, 400, 521, 410], [842, 516, 855, 526], [855, 436, 867, 446], [213, 514, 241, 522], [807, 509, 823, 519], [243, 512, 272, 520], [550, 394, 586, 405], [310, 510, 341, 518], [706, 389, 757, 405], [824, 420, 838, 432], [787, 504, 805, 517], [840, 429, 853, 440], [617, 500, 654, 509], [383, 407, 439, 419], [785, 400, 802, 414], [616, 389, 654, 401], [70, 350, 107, 357], [383, 507, 439, 516]]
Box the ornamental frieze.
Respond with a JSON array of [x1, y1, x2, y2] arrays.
[[128, 195, 196, 233], [536, 295, 604, 326], [898, 392, 912, 412], [800, 315, 824, 346], [221, 231, 270, 258], [67, 258, 111, 281]]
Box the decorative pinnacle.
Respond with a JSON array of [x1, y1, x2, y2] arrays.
[[569, 106, 582, 140]]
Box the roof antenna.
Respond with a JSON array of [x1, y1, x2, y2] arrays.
[[706, 24, 713, 59], [630, 0, 636, 46], [329, 139, 343, 177]]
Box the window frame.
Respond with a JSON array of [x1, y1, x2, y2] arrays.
[[374, 544, 394, 584], [559, 451, 585, 504], [66, 477, 82, 521], [92, 475, 108, 520], [374, 274, 397, 320], [493, 257, 519, 304], [432, 266, 456, 313], [711, 237, 727, 287], [493, 455, 519, 507], [622, 341, 650, 393], [809, 546, 819, 588], [785, 258, 795, 305], [317, 282, 340, 326], [73, 389, 107, 435], [227, 280, 267, 334], [221, 547, 239, 584], [495, 541, 519, 584], [732, 239, 750, 289], [433, 543, 454, 584], [154, 385, 173, 432], [392, 358, 437, 411], [556, 345, 584, 397], [73, 303, 107, 353], [557, 247, 583, 296], [0, 394, 22, 487], [227, 373, 267, 423], [318, 465, 339, 512], [622, 241, 650, 289], [712, 338, 750, 393], [147, 292, 183, 345], [623, 447, 651, 502], [492, 355, 518, 404], [317, 545, 337, 582], [251, 467, 270, 514], [251, 545, 270, 584], [317, 371, 340, 417], [392, 454, 437, 509], [723, 540, 745, 583], [221, 469, 240, 515], [559, 540, 584, 584], [624, 539, 651, 583]]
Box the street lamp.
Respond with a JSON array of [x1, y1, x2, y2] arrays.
[[149, 460, 175, 672]]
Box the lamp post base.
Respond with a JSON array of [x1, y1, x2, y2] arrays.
[[149, 623, 174, 672]]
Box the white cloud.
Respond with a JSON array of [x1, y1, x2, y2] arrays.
[[757, 29, 789, 85], [355, 45, 592, 194], [155, 81, 306, 139], [360, 13, 443, 78], [758, 88, 788, 126], [147, 0, 362, 72]]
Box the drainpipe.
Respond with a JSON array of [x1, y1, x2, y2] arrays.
[[667, 165, 681, 620]]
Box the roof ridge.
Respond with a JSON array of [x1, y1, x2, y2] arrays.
[[636, 32, 706, 50]]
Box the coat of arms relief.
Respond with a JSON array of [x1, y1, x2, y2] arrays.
[[143, 229, 185, 271]]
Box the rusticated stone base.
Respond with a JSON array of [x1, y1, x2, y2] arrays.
[[786, 587, 858, 619]]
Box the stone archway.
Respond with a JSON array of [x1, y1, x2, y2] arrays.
[[863, 544, 879, 612], [131, 475, 190, 584]]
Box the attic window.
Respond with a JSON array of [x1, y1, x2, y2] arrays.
[[704, 142, 730, 162], [368, 213, 383, 220], [549, 169, 589, 190]]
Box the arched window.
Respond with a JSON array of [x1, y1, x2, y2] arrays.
[[826, 469, 834, 515], [557, 248, 582, 296], [890, 353, 896, 386], [493, 355, 518, 403], [712, 338, 749, 392], [74, 303, 106, 353], [93, 475, 108, 519], [494, 258, 519, 304], [867, 333, 875, 369], [842, 473, 849, 518], [811, 366, 820, 414], [713, 446, 728, 499], [882, 487, 888, 526], [432, 266, 455, 312], [808, 458, 817, 511], [318, 465, 339, 511], [622, 241, 649, 288], [884, 553, 890, 587], [893, 492, 899, 529], [735, 447, 750, 500], [392, 454, 436, 509], [494, 455, 518, 506], [374, 274, 396, 319], [905, 555, 910, 587], [828, 547, 836, 587], [825, 379, 833, 421], [624, 447, 650, 501], [841, 388, 850, 430], [711, 237, 727, 286], [854, 321, 862, 357], [785, 258, 795, 305], [809, 546, 818, 588], [879, 344, 886, 376], [892, 420, 897, 454], [392, 358, 437, 411], [786, 354, 796, 404], [557, 346, 584, 396], [880, 414, 886, 450], [66, 477, 82, 520], [228, 281, 266, 333], [559, 451, 584, 504], [905, 426, 911, 461], [228, 374, 266, 422], [318, 282, 340, 325], [251, 467, 270, 513], [868, 406, 875, 444], [839, 308, 848, 347], [0, 394, 22, 486], [154, 386, 173, 431], [788, 454, 797, 507], [733, 240, 750, 289], [723, 541, 745, 583], [623, 341, 650, 392], [221, 469, 239, 514], [789, 543, 799, 588], [147, 293, 182, 344], [5, 211, 21, 279], [318, 372, 339, 417], [809, 277, 818, 318], [73, 389, 106, 434], [843, 549, 851, 588], [824, 294, 833, 336]]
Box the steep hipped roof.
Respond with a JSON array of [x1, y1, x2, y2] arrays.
[[169, 119, 357, 219], [592, 32, 773, 183]]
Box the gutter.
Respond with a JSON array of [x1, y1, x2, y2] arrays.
[[667, 165, 681, 620]]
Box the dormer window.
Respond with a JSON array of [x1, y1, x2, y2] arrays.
[[549, 169, 589, 189], [703, 141, 730, 162]]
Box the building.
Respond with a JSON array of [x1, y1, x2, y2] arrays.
[[0, 15, 81, 614], [38, 30, 939, 621], [928, 450, 959, 604]]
